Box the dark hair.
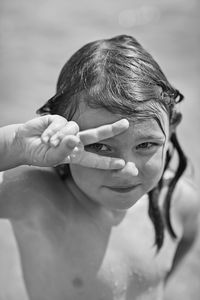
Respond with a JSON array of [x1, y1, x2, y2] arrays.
[[37, 34, 187, 250]]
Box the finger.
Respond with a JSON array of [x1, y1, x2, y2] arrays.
[[46, 135, 80, 165], [49, 121, 79, 147], [63, 150, 126, 170], [112, 162, 139, 177], [41, 115, 68, 143], [78, 119, 129, 145]]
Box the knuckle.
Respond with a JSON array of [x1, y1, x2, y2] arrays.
[[54, 114, 66, 121], [68, 121, 79, 133], [111, 124, 117, 134], [46, 128, 54, 135], [104, 159, 110, 169], [93, 160, 99, 169], [50, 115, 65, 125]]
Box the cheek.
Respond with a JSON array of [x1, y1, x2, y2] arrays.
[[139, 150, 166, 184], [69, 164, 104, 191]]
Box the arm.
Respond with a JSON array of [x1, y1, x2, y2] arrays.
[[0, 124, 24, 171], [165, 179, 200, 282]]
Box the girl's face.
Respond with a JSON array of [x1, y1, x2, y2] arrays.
[[70, 105, 169, 211]]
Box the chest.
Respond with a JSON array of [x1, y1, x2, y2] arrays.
[[96, 209, 179, 297], [1, 201, 180, 300]]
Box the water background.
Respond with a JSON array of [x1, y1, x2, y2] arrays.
[[0, 0, 200, 299]]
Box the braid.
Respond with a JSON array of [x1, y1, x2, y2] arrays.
[[164, 132, 187, 238], [148, 89, 186, 250], [148, 145, 174, 250], [148, 187, 164, 250]]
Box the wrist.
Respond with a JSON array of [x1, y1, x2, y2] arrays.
[[13, 124, 28, 166], [0, 124, 26, 171]]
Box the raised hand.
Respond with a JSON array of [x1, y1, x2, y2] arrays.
[[15, 115, 77, 167], [17, 115, 129, 169]]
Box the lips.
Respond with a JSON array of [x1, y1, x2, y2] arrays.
[[106, 184, 140, 193]]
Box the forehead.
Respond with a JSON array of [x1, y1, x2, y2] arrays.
[[75, 105, 124, 129], [74, 103, 169, 136]]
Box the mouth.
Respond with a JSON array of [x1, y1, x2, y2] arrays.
[[105, 184, 141, 193]]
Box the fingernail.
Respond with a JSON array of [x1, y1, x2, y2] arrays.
[[112, 159, 125, 169], [133, 166, 139, 176], [119, 119, 129, 127], [67, 139, 79, 148], [42, 135, 49, 143], [50, 139, 59, 147], [127, 162, 139, 175]]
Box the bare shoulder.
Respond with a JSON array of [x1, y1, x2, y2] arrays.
[[0, 165, 59, 193], [173, 176, 199, 220], [0, 166, 62, 219], [168, 172, 200, 239]]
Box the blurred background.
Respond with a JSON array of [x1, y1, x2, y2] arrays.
[[0, 0, 199, 299]]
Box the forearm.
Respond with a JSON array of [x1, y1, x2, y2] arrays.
[[0, 124, 25, 171], [166, 240, 192, 282], [165, 228, 198, 285]]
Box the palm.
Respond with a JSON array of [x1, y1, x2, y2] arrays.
[[25, 137, 65, 166], [20, 118, 69, 166]]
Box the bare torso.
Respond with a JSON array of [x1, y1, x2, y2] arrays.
[[0, 167, 182, 300]]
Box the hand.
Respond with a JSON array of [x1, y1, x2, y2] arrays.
[[17, 115, 129, 169]]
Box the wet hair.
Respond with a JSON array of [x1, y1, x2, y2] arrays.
[[37, 34, 187, 250]]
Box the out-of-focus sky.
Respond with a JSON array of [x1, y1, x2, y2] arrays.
[[0, 1, 200, 299]]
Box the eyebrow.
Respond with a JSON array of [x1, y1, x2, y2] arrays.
[[134, 133, 165, 141], [98, 133, 165, 145]]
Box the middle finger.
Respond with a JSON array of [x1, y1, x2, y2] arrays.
[[78, 119, 129, 145]]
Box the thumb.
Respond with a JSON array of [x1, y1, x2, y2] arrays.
[[50, 135, 80, 165]]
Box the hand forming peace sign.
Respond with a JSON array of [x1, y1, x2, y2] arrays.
[[18, 115, 129, 169]]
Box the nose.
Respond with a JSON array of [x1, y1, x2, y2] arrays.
[[112, 161, 139, 178]]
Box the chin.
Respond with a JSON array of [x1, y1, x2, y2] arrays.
[[100, 193, 141, 211]]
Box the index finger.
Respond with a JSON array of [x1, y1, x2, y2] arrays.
[[78, 119, 129, 145], [61, 149, 126, 170]]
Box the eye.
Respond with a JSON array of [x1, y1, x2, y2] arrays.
[[136, 142, 158, 150], [85, 143, 112, 154]]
